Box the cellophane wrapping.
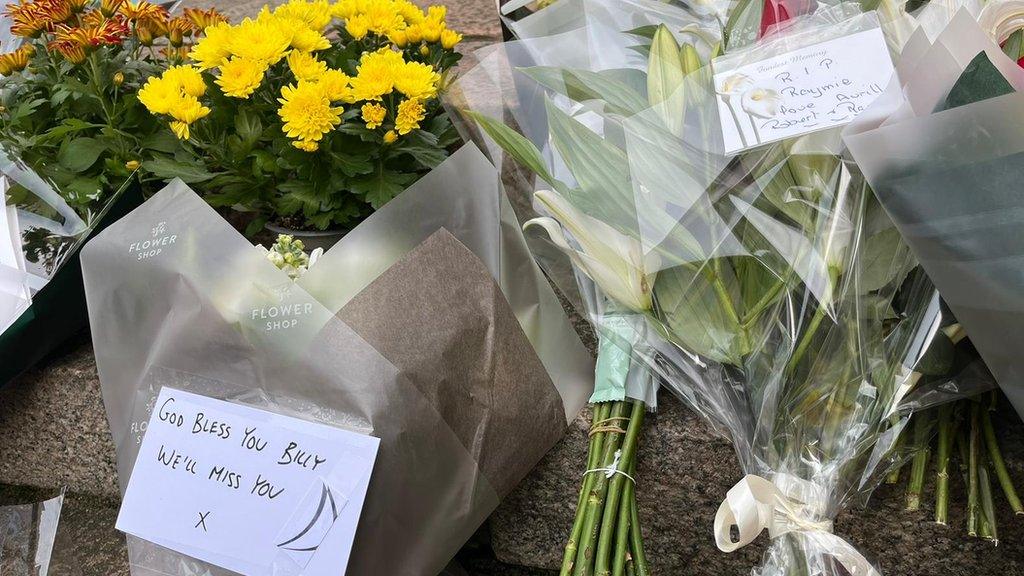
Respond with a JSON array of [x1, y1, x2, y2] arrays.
[[846, 10, 1024, 420], [449, 1, 996, 574], [81, 143, 594, 576]]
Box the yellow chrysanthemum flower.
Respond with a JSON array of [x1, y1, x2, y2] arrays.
[[265, 11, 332, 52], [167, 97, 211, 139], [394, 61, 439, 100], [404, 24, 422, 43], [345, 14, 370, 39], [316, 68, 353, 102], [383, 129, 398, 144], [393, 0, 426, 24], [273, 0, 333, 32], [395, 98, 424, 134], [360, 102, 386, 129], [287, 50, 329, 81], [426, 5, 447, 22], [440, 28, 462, 49], [162, 65, 207, 98], [278, 80, 343, 150], [138, 76, 181, 116], [216, 57, 268, 99], [229, 18, 292, 65], [420, 20, 443, 43], [190, 21, 232, 70], [349, 49, 404, 101]]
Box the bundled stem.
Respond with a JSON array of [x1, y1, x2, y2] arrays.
[[934, 405, 955, 525], [906, 412, 932, 511], [967, 403, 981, 537], [563, 400, 647, 576], [981, 408, 1024, 515]]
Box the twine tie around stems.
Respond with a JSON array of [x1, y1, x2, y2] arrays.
[[714, 474, 880, 576], [584, 449, 637, 484]]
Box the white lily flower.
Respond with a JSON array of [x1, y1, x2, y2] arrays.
[[979, 0, 1024, 43], [525, 189, 660, 313], [741, 87, 782, 119]]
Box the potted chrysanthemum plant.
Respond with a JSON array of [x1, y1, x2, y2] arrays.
[[140, 0, 464, 248], [0, 0, 225, 385]]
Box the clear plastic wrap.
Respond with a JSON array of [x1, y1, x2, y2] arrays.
[[845, 10, 1024, 420], [82, 143, 593, 576], [451, 3, 997, 574], [0, 492, 66, 576]]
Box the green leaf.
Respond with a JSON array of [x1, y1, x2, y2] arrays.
[[245, 215, 269, 238], [142, 157, 216, 184], [520, 66, 649, 116], [915, 331, 955, 376], [858, 226, 916, 294], [544, 99, 637, 229], [57, 137, 106, 173], [654, 264, 743, 366], [1004, 29, 1024, 62], [464, 109, 560, 187], [349, 170, 415, 209], [328, 151, 374, 177], [723, 0, 764, 52], [393, 130, 448, 169], [39, 119, 103, 145], [140, 131, 181, 154], [235, 108, 264, 146]]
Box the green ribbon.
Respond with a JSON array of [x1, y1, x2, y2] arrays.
[[590, 314, 641, 404]]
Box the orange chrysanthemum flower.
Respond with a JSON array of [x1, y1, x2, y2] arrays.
[[166, 16, 193, 47], [6, 0, 68, 37], [54, 15, 129, 48], [117, 0, 165, 23], [182, 7, 227, 32], [47, 39, 87, 63], [0, 45, 35, 75], [99, 0, 124, 17]]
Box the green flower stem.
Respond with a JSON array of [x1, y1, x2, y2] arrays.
[[740, 275, 787, 328], [981, 409, 1024, 515], [562, 403, 611, 576], [611, 457, 637, 576], [703, 262, 749, 353], [935, 405, 955, 525], [906, 412, 932, 511], [629, 484, 650, 576], [595, 401, 645, 576], [887, 416, 906, 485], [575, 401, 629, 576], [979, 464, 999, 543], [968, 404, 981, 537], [786, 266, 841, 375]]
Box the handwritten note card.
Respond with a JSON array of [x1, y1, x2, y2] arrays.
[[713, 27, 894, 154], [117, 388, 380, 576]]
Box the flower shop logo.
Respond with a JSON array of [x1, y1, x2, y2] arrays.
[[128, 221, 178, 261], [250, 284, 315, 332]]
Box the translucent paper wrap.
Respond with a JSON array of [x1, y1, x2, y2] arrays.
[[451, 2, 995, 574], [845, 11, 1024, 420], [81, 143, 593, 576]]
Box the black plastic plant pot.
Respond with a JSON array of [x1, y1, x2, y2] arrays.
[[0, 183, 145, 388]]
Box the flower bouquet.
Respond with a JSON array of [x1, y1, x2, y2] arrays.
[[81, 142, 594, 576], [139, 0, 464, 240], [453, 1, 990, 573], [0, 0, 223, 385]]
